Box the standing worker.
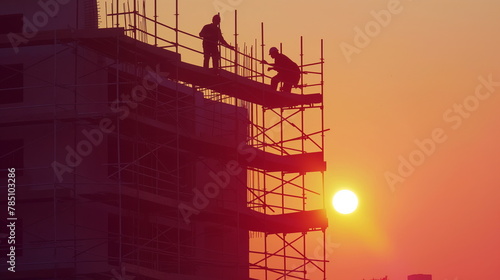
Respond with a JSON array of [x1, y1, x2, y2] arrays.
[[199, 14, 235, 71], [264, 47, 300, 93]]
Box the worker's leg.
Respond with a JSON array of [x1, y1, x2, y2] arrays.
[[202, 44, 211, 68], [292, 71, 300, 89], [281, 82, 292, 93], [280, 73, 296, 92], [203, 54, 210, 68], [271, 75, 280, 91], [212, 52, 220, 70]]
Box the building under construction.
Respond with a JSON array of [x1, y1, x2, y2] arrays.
[[0, 0, 328, 279]]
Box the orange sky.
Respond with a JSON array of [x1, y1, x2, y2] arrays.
[[101, 1, 500, 279]]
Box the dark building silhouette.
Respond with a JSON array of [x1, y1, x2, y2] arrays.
[[0, 0, 327, 279], [408, 274, 432, 280]]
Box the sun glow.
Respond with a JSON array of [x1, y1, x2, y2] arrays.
[[332, 190, 358, 214]]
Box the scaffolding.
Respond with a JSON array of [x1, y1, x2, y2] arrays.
[[106, 1, 328, 278], [0, 0, 327, 279]]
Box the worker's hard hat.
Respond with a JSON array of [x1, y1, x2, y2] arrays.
[[269, 47, 279, 55], [212, 14, 221, 23]]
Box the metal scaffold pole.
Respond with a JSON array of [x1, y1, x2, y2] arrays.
[[234, 9, 239, 75], [175, 0, 179, 53]]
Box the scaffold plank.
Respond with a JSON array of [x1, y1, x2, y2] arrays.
[[203, 209, 328, 234], [174, 61, 322, 108]]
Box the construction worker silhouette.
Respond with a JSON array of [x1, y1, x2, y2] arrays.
[[265, 47, 300, 92], [199, 14, 235, 70]]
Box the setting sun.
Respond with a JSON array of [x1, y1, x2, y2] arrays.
[[333, 190, 358, 214]]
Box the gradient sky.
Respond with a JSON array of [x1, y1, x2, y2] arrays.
[[100, 1, 500, 279]]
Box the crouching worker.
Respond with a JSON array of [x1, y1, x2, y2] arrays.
[[264, 47, 300, 93]]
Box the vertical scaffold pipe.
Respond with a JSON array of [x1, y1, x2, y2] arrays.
[[300, 36, 304, 95], [175, 0, 179, 53], [154, 0, 158, 46], [234, 10, 239, 75], [321, 38, 325, 145], [115, 0, 119, 27], [321, 38, 326, 280], [261, 22, 265, 85], [133, 0, 137, 40]]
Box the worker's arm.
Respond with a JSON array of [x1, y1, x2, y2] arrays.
[[218, 29, 235, 50], [261, 60, 276, 71], [199, 25, 207, 38]]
